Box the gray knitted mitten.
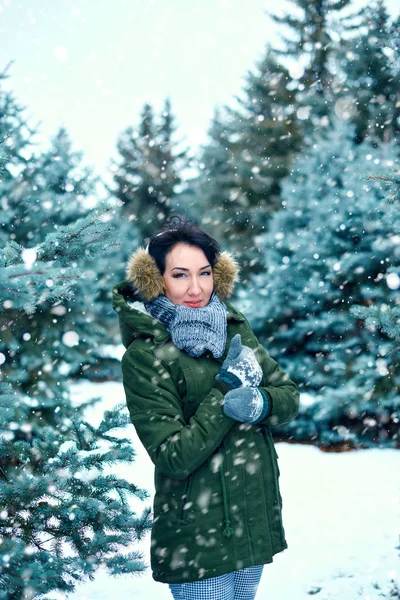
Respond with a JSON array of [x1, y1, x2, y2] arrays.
[[215, 333, 263, 389], [222, 387, 271, 424]]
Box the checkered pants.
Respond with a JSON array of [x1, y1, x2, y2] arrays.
[[168, 564, 264, 599]]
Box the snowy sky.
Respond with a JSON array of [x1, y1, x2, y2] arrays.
[[1, 0, 399, 182]]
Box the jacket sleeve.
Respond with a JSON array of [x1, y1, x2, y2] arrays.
[[253, 340, 300, 427], [121, 347, 236, 480]]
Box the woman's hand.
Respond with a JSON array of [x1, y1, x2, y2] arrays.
[[222, 387, 270, 424], [216, 333, 263, 388]]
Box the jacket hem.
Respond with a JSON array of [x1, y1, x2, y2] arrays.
[[151, 543, 288, 584]]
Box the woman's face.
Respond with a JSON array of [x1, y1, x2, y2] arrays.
[[163, 242, 214, 307]]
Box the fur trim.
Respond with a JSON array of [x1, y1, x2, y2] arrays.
[[125, 247, 240, 301], [212, 251, 240, 299], [125, 247, 166, 300]]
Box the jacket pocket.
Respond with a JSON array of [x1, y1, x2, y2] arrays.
[[177, 472, 195, 524], [182, 363, 214, 404]]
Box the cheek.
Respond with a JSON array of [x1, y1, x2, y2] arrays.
[[205, 277, 214, 298], [165, 278, 185, 298]]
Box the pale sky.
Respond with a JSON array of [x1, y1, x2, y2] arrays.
[[1, 0, 399, 186]]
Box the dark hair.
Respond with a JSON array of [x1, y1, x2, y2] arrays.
[[147, 215, 221, 275]]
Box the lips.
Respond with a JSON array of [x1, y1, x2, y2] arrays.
[[185, 300, 202, 307]]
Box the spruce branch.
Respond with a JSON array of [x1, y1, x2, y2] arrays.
[[365, 171, 400, 203]]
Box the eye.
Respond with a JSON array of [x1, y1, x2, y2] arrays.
[[172, 271, 211, 278]]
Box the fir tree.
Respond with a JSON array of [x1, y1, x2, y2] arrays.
[[0, 204, 152, 599], [13, 127, 96, 245], [349, 51, 400, 584], [89, 211, 142, 352], [232, 52, 302, 213], [188, 109, 245, 261], [111, 98, 187, 241], [337, 1, 400, 144], [0, 124, 122, 401], [239, 118, 400, 448], [0, 63, 38, 246], [268, 0, 359, 120]]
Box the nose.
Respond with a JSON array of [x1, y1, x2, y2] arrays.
[[188, 277, 201, 296]]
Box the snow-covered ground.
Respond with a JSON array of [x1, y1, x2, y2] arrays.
[[47, 380, 399, 600]]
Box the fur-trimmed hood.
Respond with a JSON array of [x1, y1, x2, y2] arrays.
[[112, 246, 243, 349]]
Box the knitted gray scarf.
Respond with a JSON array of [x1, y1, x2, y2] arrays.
[[144, 291, 228, 358]]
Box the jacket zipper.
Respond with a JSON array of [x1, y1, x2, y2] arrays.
[[178, 473, 193, 521]]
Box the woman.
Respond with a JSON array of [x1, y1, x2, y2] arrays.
[[112, 216, 300, 600]]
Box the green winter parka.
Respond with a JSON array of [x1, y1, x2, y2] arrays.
[[112, 248, 300, 584]]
